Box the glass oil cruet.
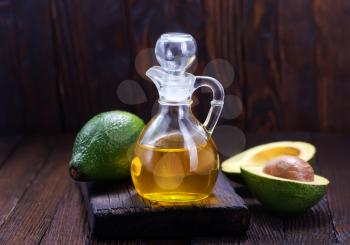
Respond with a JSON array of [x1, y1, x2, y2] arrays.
[[131, 33, 224, 202]]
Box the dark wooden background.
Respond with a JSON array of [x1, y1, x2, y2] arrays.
[[1, 0, 350, 133]]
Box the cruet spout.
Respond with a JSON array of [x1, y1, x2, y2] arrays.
[[145, 66, 167, 89]]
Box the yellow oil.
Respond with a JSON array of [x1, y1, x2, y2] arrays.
[[131, 134, 219, 202]]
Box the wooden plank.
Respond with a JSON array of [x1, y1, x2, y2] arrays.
[[52, 0, 132, 131], [202, 0, 245, 129], [235, 0, 350, 133], [283, 197, 336, 244], [312, 134, 350, 243], [0, 135, 73, 244], [314, 0, 350, 132], [0, 135, 21, 167], [80, 172, 249, 239], [126, 0, 207, 63], [241, 0, 281, 132], [0, 136, 55, 227], [40, 181, 90, 244], [12, 0, 62, 132], [0, 0, 23, 132], [277, 0, 318, 131], [2, 0, 350, 133]]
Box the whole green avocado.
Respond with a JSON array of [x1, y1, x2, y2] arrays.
[[69, 111, 144, 182]]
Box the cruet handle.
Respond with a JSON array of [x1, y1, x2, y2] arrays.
[[194, 76, 224, 135]]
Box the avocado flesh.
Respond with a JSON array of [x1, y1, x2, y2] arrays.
[[241, 165, 329, 214], [222, 141, 316, 183]]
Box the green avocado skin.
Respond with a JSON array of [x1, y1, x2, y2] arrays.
[[241, 167, 328, 214], [69, 111, 144, 182]]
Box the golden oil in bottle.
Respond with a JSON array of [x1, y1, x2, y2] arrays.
[[131, 134, 219, 202]]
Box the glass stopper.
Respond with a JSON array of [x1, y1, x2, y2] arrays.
[[155, 32, 197, 73]]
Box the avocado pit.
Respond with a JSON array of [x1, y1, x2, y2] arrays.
[[263, 156, 314, 182]]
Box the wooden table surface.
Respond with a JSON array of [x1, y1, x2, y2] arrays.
[[0, 133, 349, 244]]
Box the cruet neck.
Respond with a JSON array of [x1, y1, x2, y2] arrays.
[[146, 66, 196, 103], [157, 101, 192, 118]]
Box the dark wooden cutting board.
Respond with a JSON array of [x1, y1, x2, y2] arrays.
[[79, 172, 249, 238]]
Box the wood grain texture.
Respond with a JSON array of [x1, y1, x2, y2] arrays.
[[277, 0, 318, 131], [312, 134, 350, 243], [52, 0, 132, 131], [80, 172, 249, 239], [1, 0, 350, 133], [40, 181, 90, 244], [0, 135, 21, 167], [0, 133, 348, 244], [0, 136, 72, 244], [202, 0, 245, 129], [0, 136, 55, 227], [241, 0, 281, 132], [0, 0, 23, 132], [13, 0, 62, 132], [314, 0, 350, 133]]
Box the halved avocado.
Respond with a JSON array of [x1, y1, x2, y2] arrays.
[[222, 141, 316, 183], [241, 165, 329, 213]]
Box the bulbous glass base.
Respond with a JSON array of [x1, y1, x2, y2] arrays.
[[131, 132, 219, 203], [131, 102, 220, 203]]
